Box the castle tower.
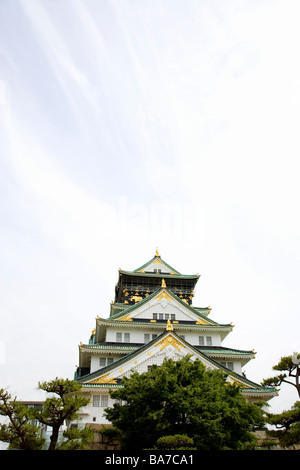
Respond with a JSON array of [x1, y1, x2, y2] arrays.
[[74, 250, 276, 426]]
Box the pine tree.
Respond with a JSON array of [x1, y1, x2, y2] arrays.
[[33, 378, 90, 450], [105, 356, 265, 450], [261, 353, 300, 398], [0, 389, 45, 450]]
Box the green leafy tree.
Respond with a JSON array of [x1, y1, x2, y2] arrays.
[[104, 356, 264, 450], [33, 378, 90, 450], [0, 389, 45, 450], [261, 353, 300, 398], [265, 401, 300, 449], [156, 434, 196, 450], [56, 425, 94, 450]]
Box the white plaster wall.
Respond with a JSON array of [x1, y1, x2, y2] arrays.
[[140, 260, 173, 273], [106, 326, 222, 347], [233, 362, 242, 374], [90, 354, 123, 374], [79, 393, 114, 425], [133, 299, 200, 322]]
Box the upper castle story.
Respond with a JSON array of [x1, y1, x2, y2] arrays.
[[113, 248, 200, 309]]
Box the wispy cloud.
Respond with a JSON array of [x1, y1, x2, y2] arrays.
[[19, 0, 101, 122], [1, 0, 300, 411]]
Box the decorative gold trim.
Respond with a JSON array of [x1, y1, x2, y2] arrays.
[[227, 377, 247, 389], [161, 278, 166, 288], [166, 319, 173, 331], [155, 334, 185, 352], [156, 291, 172, 302], [130, 295, 143, 303], [88, 373, 117, 385], [196, 319, 210, 325], [116, 314, 132, 321]]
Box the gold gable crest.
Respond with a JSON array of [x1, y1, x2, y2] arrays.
[[88, 373, 117, 385], [155, 333, 185, 352], [156, 290, 172, 302]]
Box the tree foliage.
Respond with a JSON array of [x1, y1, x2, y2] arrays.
[[104, 356, 265, 450], [0, 378, 90, 450], [156, 434, 196, 450], [0, 389, 45, 450], [33, 378, 90, 450], [56, 425, 94, 450], [261, 353, 300, 398], [265, 401, 300, 449]]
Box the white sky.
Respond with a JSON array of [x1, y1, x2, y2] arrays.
[[0, 0, 299, 414]]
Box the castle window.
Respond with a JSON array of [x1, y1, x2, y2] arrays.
[[199, 336, 212, 346], [116, 332, 130, 342], [116, 333, 122, 342], [99, 357, 106, 367], [124, 333, 130, 342], [144, 334, 150, 343], [93, 394, 109, 407], [93, 395, 100, 407], [99, 357, 114, 367], [101, 395, 108, 407], [153, 313, 157, 320], [220, 361, 234, 371]]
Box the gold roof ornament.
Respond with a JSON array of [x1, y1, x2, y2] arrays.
[[161, 278, 166, 288], [89, 373, 118, 385], [156, 335, 182, 352], [166, 318, 173, 331], [155, 247, 160, 257]]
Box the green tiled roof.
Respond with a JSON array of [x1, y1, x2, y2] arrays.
[[133, 255, 181, 274], [76, 329, 270, 393], [81, 343, 138, 351], [80, 342, 255, 358], [121, 270, 199, 279], [107, 287, 221, 326], [98, 318, 232, 329], [80, 382, 276, 395]]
